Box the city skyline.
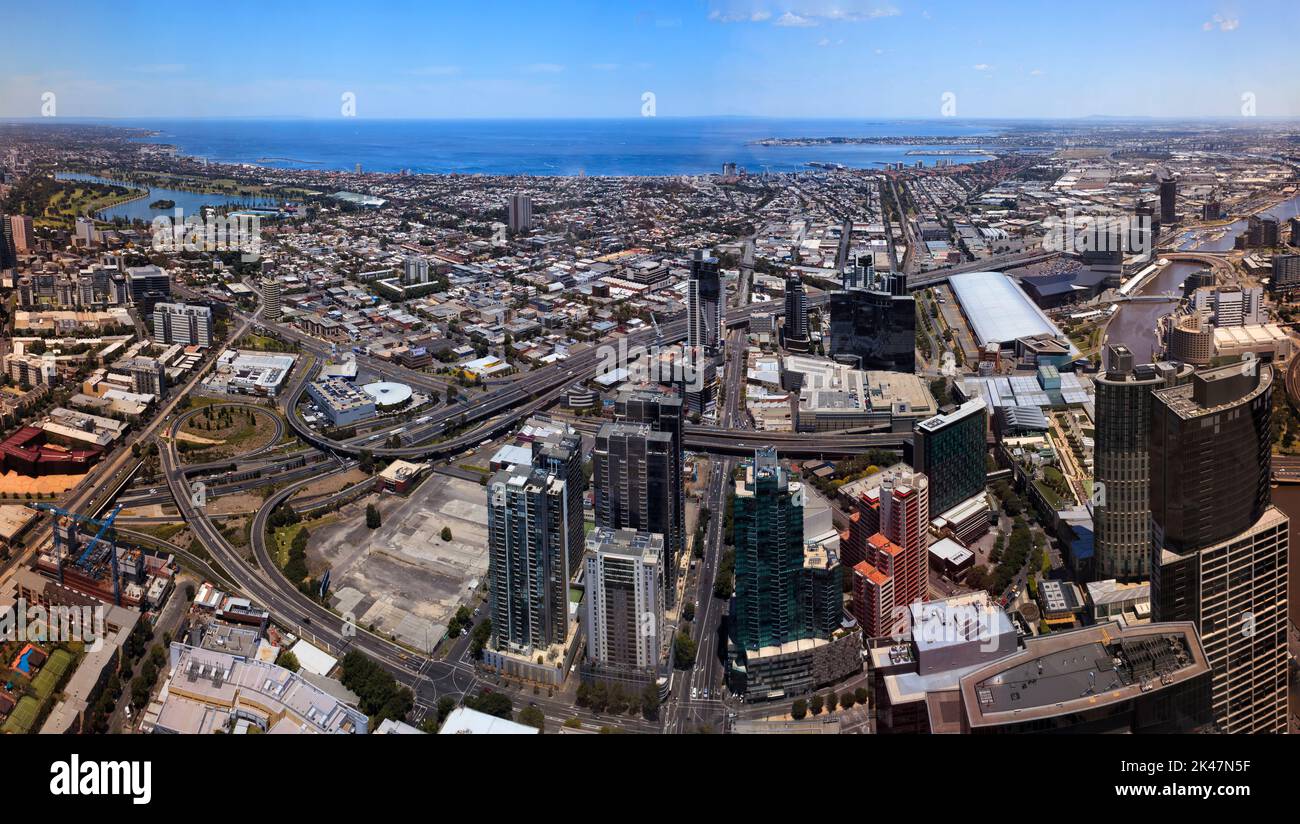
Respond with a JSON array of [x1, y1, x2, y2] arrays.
[[2, 1, 1298, 120]]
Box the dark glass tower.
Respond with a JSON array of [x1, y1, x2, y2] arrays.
[[913, 399, 987, 516], [732, 447, 808, 651], [1148, 362, 1288, 733], [1093, 346, 1192, 580], [828, 263, 915, 372], [782, 275, 810, 347], [614, 389, 684, 604], [687, 248, 722, 358]]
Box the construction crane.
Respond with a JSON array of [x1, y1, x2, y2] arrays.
[[28, 502, 126, 605]]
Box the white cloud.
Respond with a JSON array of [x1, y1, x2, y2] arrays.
[[1203, 14, 1239, 31], [591, 63, 620, 71], [523, 63, 565, 74], [775, 12, 818, 27], [973, 63, 991, 71], [709, 3, 899, 26], [1029, 68, 1044, 76], [710, 8, 772, 22]]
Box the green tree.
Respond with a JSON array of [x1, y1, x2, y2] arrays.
[[517, 705, 545, 732], [641, 682, 660, 720], [791, 699, 807, 720], [673, 631, 697, 669], [366, 504, 381, 529]]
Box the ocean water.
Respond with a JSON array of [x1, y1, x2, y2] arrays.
[[80, 117, 1002, 176]]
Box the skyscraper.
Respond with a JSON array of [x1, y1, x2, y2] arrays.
[[9, 214, 33, 255], [1157, 170, 1177, 225], [728, 447, 858, 696], [531, 427, 586, 575], [829, 258, 914, 372], [0, 213, 16, 270], [686, 248, 723, 359], [486, 461, 577, 655], [913, 399, 987, 516], [507, 192, 532, 234], [614, 389, 683, 587], [731, 447, 809, 652], [850, 469, 929, 637], [1149, 362, 1288, 733], [583, 527, 665, 681], [1093, 345, 1192, 580], [782, 275, 810, 350], [593, 422, 677, 601]]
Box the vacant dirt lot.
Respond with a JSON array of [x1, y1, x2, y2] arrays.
[[309, 473, 488, 653]]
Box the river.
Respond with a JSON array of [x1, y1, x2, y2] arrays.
[[1104, 190, 1300, 689]]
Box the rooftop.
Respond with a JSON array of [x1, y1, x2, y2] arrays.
[[959, 621, 1208, 728]]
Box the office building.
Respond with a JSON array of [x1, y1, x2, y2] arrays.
[[1157, 170, 1177, 225], [583, 528, 665, 682], [531, 426, 586, 576], [1135, 203, 1160, 251], [829, 261, 915, 373], [593, 422, 677, 600], [850, 470, 930, 638], [686, 248, 723, 358], [9, 214, 33, 254], [487, 461, 576, 657], [728, 447, 861, 698], [152, 302, 213, 347], [75, 217, 97, 247], [782, 275, 810, 350], [913, 399, 987, 516], [127, 265, 169, 308], [306, 377, 376, 426], [614, 389, 684, 597], [122, 357, 167, 396], [1149, 362, 1288, 733], [1093, 346, 1192, 580], [1269, 254, 1300, 295], [0, 213, 16, 270], [731, 446, 808, 653], [1192, 285, 1264, 327], [957, 621, 1213, 734], [507, 192, 532, 234]]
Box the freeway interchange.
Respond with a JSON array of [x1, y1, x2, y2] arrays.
[[49, 246, 1040, 730]]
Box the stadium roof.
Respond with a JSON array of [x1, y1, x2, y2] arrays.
[[948, 271, 1073, 350]]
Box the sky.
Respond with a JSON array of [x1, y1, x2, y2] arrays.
[[1, 0, 1297, 120]]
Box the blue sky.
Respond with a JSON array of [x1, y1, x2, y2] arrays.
[[1, 0, 1296, 119]]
